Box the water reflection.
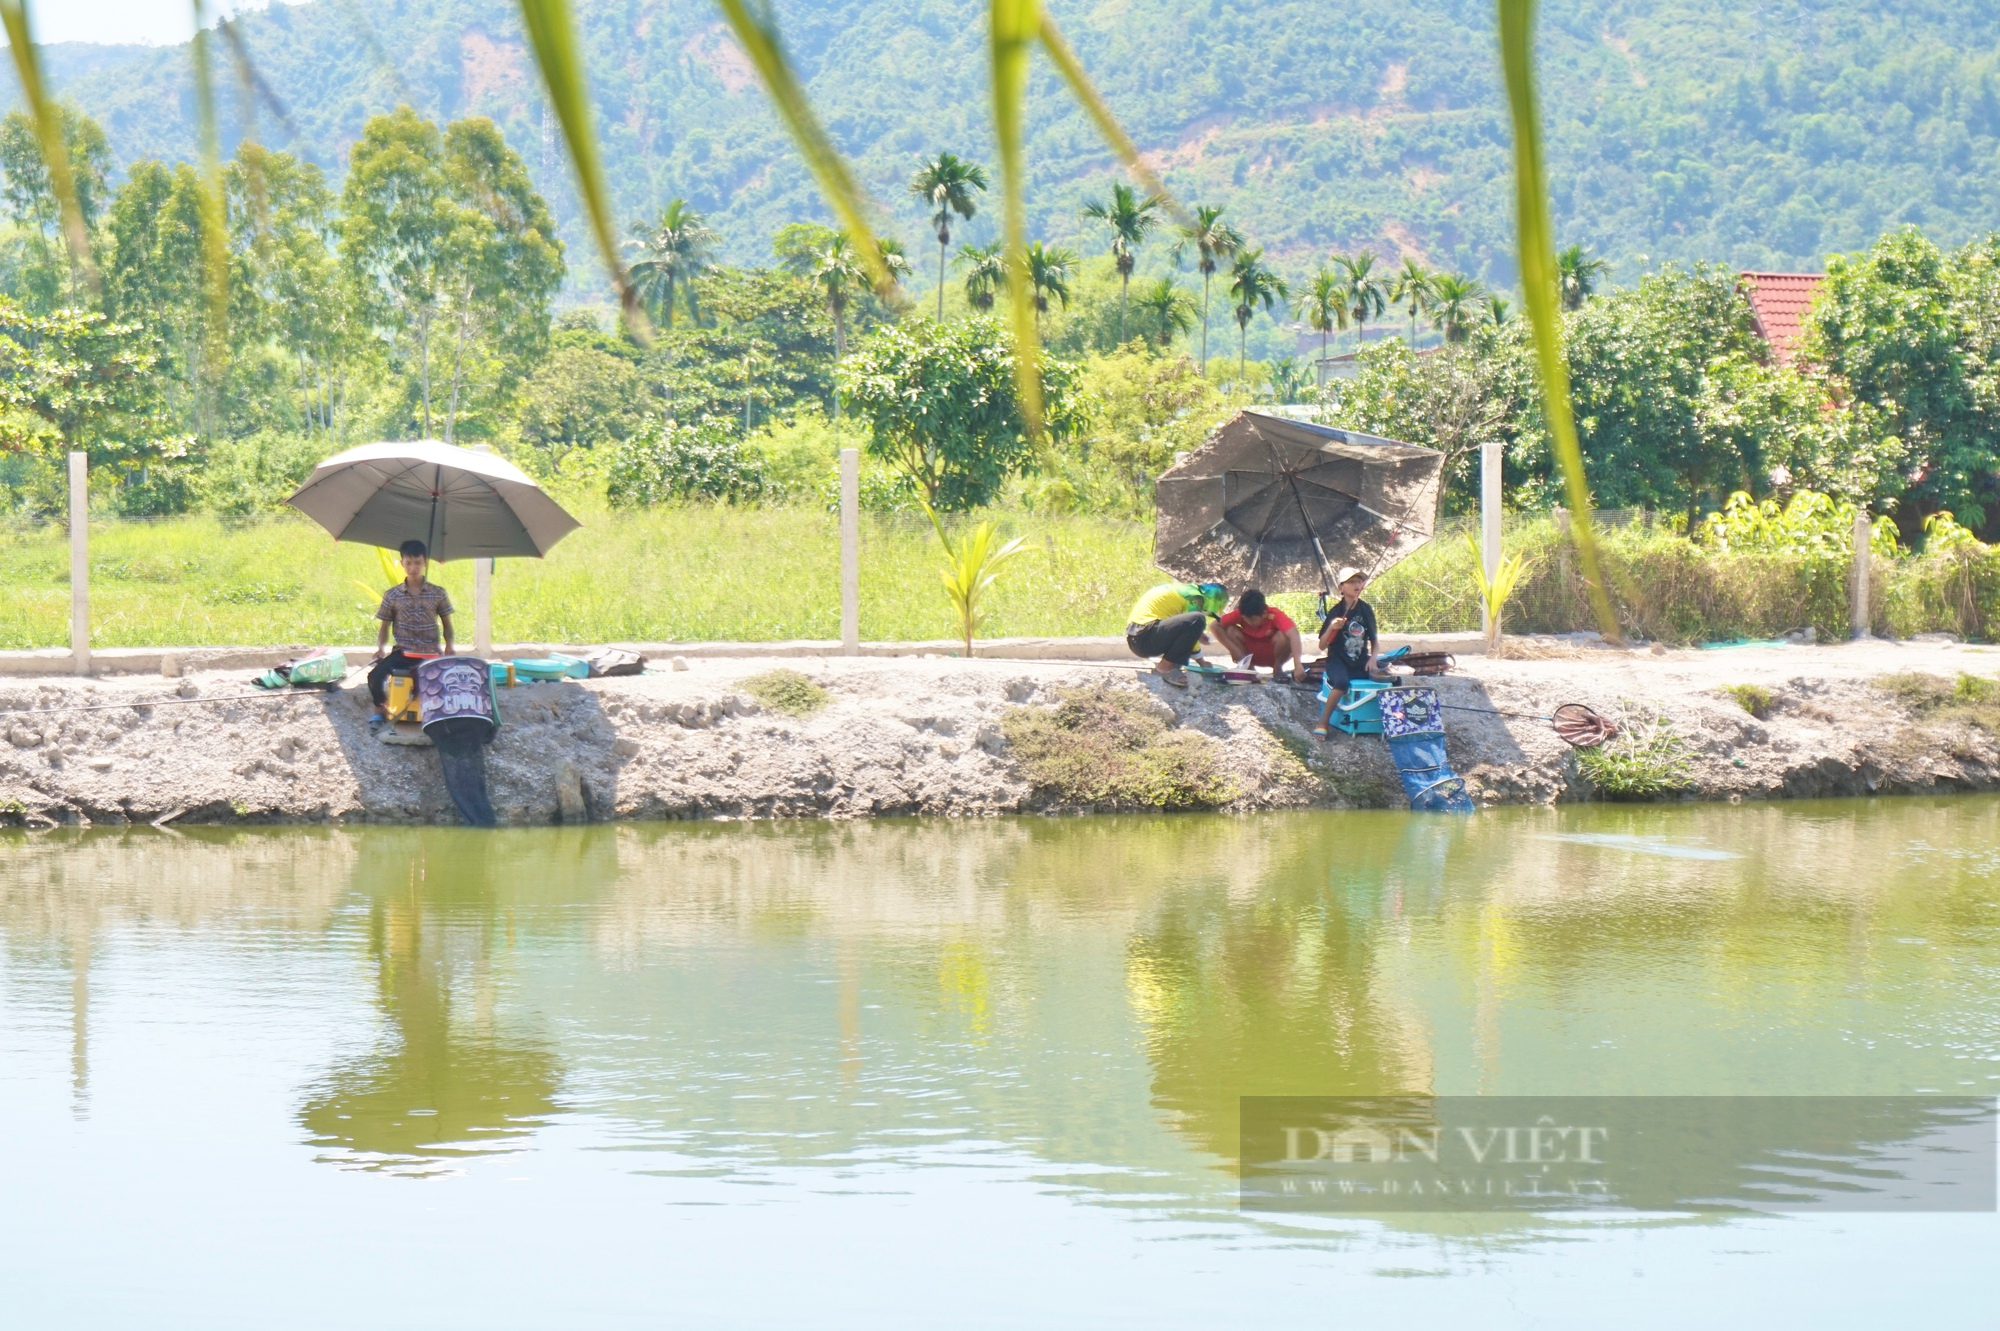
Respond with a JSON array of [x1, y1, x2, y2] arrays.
[[296, 831, 608, 1174], [2, 801, 1996, 1219]]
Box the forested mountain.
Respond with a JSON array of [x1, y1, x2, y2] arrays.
[[31, 0, 2000, 291]]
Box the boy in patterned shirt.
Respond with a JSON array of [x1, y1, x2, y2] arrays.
[[367, 539, 455, 733]]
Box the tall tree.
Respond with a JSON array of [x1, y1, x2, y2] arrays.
[[1080, 183, 1161, 344], [1227, 247, 1288, 376], [0, 104, 110, 311], [1555, 244, 1611, 311], [1427, 273, 1487, 343], [958, 241, 1006, 312], [1296, 267, 1348, 365], [1484, 293, 1513, 327], [1333, 251, 1387, 350], [1173, 204, 1242, 374], [909, 152, 988, 322], [226, 144, 352, 439], [1133, 276, 1196, 349], [626, 198, 717, 329], [436, 118, 564, 442], [340, 107, 455, 437], [105, 160, 215, 435], [1024, 241, 1077, 333], [1390, 256, 1434, 346]]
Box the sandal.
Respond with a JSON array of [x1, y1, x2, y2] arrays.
[[1156, 665, 1190, 688], [1311, 724, 1330, 739]]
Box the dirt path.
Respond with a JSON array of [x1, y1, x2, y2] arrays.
[[0, 638, 1995, 826]]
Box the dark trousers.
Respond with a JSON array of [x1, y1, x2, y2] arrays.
[[367, 648, 420, 706], [1127, 612, 1208, 666]]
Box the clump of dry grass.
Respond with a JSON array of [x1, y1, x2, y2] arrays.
[[1000, 683, 1236, 810], [1875, 672, 2000, 730]]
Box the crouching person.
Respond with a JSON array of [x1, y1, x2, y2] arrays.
[[1125, 581, 1225, 688], [367, 539, 456, 735], [1212, 588, 1304, 680]]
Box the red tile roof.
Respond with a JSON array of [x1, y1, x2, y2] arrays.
[[1738, 271, 1824, 367]]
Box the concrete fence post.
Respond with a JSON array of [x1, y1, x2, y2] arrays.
[[839, 448, 859, 655], [1851, 509, 1872, 639], [69, 451, 89, 676], [1480, 440, 1503, 638]]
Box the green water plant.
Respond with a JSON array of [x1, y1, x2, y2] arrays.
[[1465, 535, 1531, 647], [1001, 683, 1235, 809], [1723, 683, 1773, 719], [1577, 712, 1693, 800], [927, 505, 1030, 658], [741, 669, 830, 717]]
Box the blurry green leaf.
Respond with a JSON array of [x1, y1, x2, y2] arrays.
[[188, 2, 232, 350], [1496, 0, 1621, 643], [707, 0, 890, 295], [991, 0, 1041, 434], [515, 0, 651, 340], [0, 0, 98, 293], [1035, 14, 1186, 229]]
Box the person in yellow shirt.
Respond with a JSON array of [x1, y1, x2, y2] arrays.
[[1125, 580, 1225, 687]]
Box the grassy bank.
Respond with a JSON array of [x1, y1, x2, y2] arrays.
[[0, 507, 1160, 649], [3, 507, 1996, 650]]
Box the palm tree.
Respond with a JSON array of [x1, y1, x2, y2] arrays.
[[909, 152, 989, 320], [1484, 293, 1513, 327], [1427, 272, 1488, 343], [1270, 355, 1315, 403], [1555, 244, 1611, 311], [1390, 255, 1434, 346], [1333, 251, 1387, 351], [1295, 268, 1348, 371], [1024, 241, 1077, 332], [958, 241, 1006, 312], [810, 233, 867, 365], [625, 198, 718, 329], [1080, 182, 1162, 344], [1227, 247, 1288, 377], [877, 235, 914, 291], [1173, 204, 1243, 374], [1132, 276, 1196, 348]]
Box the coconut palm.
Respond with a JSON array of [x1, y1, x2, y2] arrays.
[[625, 198, 718, 329], [1484, 293, 1513, 327], [1024, 241, 1077, 331], [1427, 272, 1488, 343], [1227, 247, 1289, 377], [1133, 276, 1196, 348], [1555, 243, 1610, 311], [909, 152, 989, 320], [1390, 255, 1434, 345], [877, 235, 914, 290], [1173, 204, 1243, 374], [958, 241, 1007, 312], [809, 233, 867, 364], [1295, 268, 1348, 369], [1080, 182, 1162, 344], [1333, 251, 1387, 351]]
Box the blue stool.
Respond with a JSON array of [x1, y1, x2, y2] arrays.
[[1322, 678, 1394, 735]]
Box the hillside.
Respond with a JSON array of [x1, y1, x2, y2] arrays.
[[31, 0, 2000, 291]]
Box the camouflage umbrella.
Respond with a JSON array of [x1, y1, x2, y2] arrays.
[[1153, 411, 1445, 594]]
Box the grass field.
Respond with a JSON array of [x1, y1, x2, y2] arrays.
[[0, 506, 1165, 649], [3, 504, 1992, 650]]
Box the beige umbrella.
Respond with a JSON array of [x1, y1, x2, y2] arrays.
[[286, 440, 580, 560], [1153, 411, 1443, 593]]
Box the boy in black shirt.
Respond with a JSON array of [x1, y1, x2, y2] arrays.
[[1313, 567, 1379, 738]]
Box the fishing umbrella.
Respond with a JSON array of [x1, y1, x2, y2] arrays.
[[286, 440, 580, 560], [1153, 411, 1444, 593]]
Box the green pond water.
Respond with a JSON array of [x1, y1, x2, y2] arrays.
[[3, 800, 1998, 1328]]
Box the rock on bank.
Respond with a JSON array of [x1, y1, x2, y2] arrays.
[[1, 641, 1998, 826]]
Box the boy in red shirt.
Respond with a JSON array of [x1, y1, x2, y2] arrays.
[[1212, 588, 1305, 679]]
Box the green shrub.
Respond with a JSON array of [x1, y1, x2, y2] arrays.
[[1875, 672, 2000, 729], [608, 417, 766, 507], [1723, 683, 1772, 718], [1577, 714, 1694, 799], [741, 668, 829, 716], [1001, 683, 1236, 809]]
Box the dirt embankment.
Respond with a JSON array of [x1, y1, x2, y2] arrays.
[[1, 640, 1997, 827]]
